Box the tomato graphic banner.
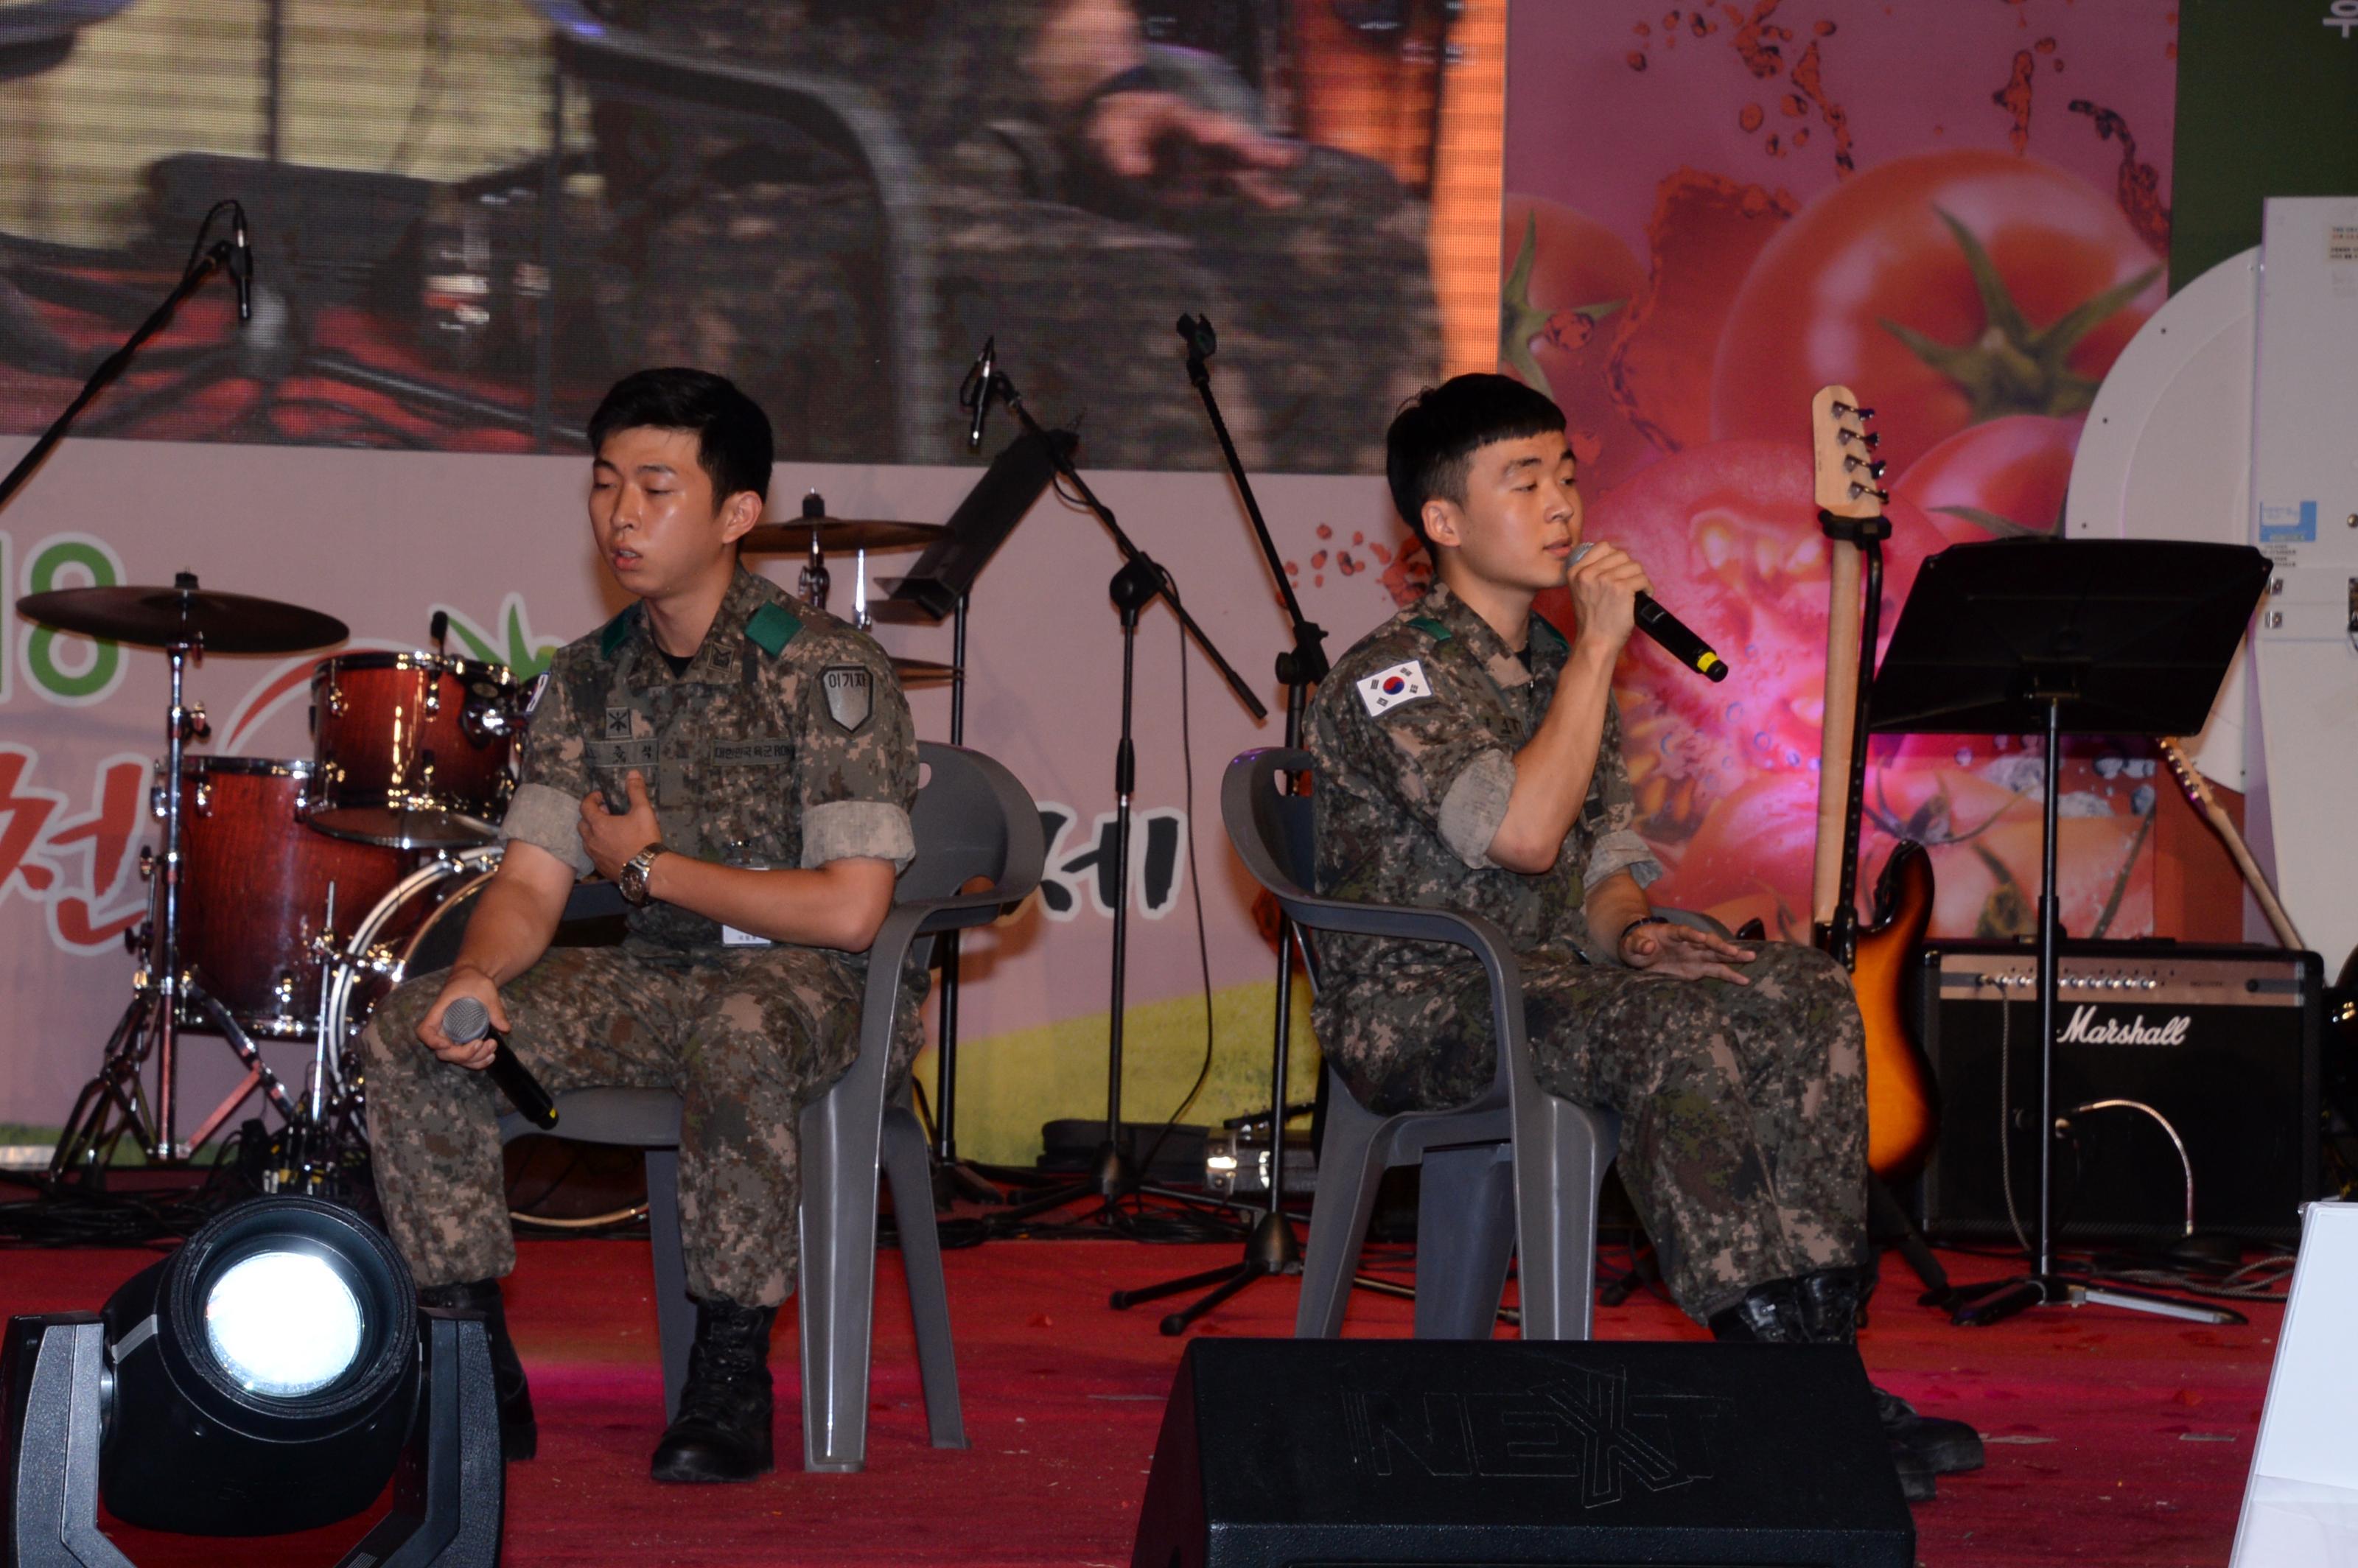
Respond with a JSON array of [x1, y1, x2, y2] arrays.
[[1496, 0, 2183, 945]]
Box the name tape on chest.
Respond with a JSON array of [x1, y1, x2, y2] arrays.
[[1356, 659, 1433, 718]]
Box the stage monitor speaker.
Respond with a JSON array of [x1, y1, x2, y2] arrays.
[[1132, 1337, 1913, 1568], [1913, 940, 2321, 1244]]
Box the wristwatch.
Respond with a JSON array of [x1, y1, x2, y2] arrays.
[[618, 841, 666, 907]]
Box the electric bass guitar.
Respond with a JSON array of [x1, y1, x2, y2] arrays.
[[1808, 386, 1941, 1180]]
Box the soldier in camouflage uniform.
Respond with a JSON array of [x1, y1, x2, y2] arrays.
[[1307, 374, 1980, 1499], [361, 368, 918, 1483], [570, 0, 1436, 471]]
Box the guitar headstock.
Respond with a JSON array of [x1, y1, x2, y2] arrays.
[[1811, 385, 1889, 519], [2156, 736, 2218, 813]]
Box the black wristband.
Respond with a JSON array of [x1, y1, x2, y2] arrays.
[[1619, 914, 1672, 950]]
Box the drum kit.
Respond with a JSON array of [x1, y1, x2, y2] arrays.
[[18, 501, 951, 1192]]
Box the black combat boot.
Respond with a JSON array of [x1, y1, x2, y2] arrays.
[[418, 1278, 536, 1461], [1704, 1278, 1809, 1343], [650, 1297, 778, 1483], [1797, 1268, 1985, 1480], [1711, 1276, 1935, 1502]]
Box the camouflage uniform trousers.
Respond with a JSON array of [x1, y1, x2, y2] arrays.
[[360, 940, 866, 1309], [1328, 942, 1869, 1323]]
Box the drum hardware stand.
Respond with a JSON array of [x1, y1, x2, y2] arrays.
[[974, 344, 1269, 1225], [49, 600, 303, 1179], [1112, 315, 1326, 1332]]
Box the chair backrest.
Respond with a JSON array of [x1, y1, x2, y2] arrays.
[[903, 741, 1046, 911], [1221, 747, 1319, 906]]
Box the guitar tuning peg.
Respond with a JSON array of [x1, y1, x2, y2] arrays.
[[1830, 400, 1853, 416], [1868, 460, 1887, 480], [1872, 486, 1890, 503], [1853, 405, 1875, 420]]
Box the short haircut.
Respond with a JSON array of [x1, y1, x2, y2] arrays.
[[587, 368, 774, 507], [1385, 374, 1567, 550]]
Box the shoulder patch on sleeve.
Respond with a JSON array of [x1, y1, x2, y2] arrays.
[[1356, 658, 1433, 718], [597, 608, 635, 659], [1407, 615, 1452, 644], [745, 602, 802, 657]]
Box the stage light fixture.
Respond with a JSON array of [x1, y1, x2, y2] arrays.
[[4, 1195, 503, 1568]]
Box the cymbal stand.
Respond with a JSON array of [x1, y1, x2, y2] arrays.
[[983, 351, 1267, 1225], [1112, 315, 1325, 1331], [49, 593, 301, 1179]]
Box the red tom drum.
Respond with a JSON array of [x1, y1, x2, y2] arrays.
[[175, 756, 415, 1039], [309, 651, 519, 848]]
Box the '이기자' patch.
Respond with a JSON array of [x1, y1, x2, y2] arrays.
[[822, 665, 873, 733], [1357, 659, 1432, 717]]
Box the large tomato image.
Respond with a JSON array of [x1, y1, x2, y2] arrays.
[[1890, 413, 2081, 543], [1498, 195, 1653, 490], [1544, 441, 1945, 843], [1710, 150, 2163, 475]]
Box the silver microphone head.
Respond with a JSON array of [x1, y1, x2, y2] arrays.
[[443, 995, 491, 1043], [1567, 542, 1596, 565]]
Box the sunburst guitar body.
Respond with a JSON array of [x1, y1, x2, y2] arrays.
[[1809, 387, 1940, 1180]]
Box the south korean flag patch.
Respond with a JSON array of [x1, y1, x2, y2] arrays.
[[1356, 659, 1432, 718]]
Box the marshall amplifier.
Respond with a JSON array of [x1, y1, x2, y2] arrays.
[[1912, 941, 2322, 1244]]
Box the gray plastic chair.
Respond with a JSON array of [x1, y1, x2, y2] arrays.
[[494, 740, 1043, 1470], [1220, 746, 1620, 1342]]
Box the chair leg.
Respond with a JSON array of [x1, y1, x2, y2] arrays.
[[882, 1106, 965, 1449], [1413, 1143, 1515, 1340], [797, 1072, 885, 1474], [1295, 1076, 1389, 1337], [1510, 1101, 1611, 1341], [644, 1148, 693, 1421]]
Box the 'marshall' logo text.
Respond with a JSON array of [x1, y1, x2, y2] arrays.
[[2059, 1006, 2191, 1046]]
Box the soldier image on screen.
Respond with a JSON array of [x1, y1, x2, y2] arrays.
[[571, 0, 1438, 469], [359, 367, 923, 1483], [1305, 374, 1985, 1502]]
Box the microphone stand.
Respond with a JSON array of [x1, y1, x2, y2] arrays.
[[0, 235, 238, 515], [983, 354, 1268, 1225], [1111, 315, 1326, 1331]]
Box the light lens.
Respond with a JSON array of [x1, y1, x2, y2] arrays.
[[203, 1250, 365, 1398]]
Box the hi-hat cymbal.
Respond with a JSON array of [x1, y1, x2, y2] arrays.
[[741, 518, 945, 553], [17, 583, 349, 654], [891, 657, 959, 685]]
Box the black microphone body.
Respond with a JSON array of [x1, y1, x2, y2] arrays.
[[1568, 542, 1728, 681], [230, 209, 253, 323], [965, 336, 996, 449], [442, 996, 559, 1129]]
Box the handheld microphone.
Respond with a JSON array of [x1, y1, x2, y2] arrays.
[[1569, 542, 1729, 682], [428, 609, 449, 658], [442, 995, 559, 1130], [962, 336, 996, 450], [229, 206, 253, 323]]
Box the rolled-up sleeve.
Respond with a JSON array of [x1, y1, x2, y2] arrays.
[[497, 659, 593, 878], [1337, 649, 1522, 869], [1575, 696, 1664, 889], [794, 640, 920, 872]]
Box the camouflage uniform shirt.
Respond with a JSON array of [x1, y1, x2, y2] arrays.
[[498, 564, 918, 942], [1308, 579, 1661, 1107]]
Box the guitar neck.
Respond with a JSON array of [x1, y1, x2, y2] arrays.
[[1808, 385, 1889, 951], [2158, 738, 2305, 951]]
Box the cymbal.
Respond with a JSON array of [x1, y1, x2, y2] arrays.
[[891, 657, 959, 685], [741, 518, 945, 553], [17, 583, 349, 654]]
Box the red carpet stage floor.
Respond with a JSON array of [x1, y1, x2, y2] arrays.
[[4, 1236, 2276, 1567]]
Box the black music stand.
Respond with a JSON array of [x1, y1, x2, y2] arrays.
[[1867, 538, 2270, 1327], [884, 432, 1070, 1205]]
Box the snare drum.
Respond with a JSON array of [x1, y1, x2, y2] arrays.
[[175, 756, 416, 1039], [310, 651, 519, 848]]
